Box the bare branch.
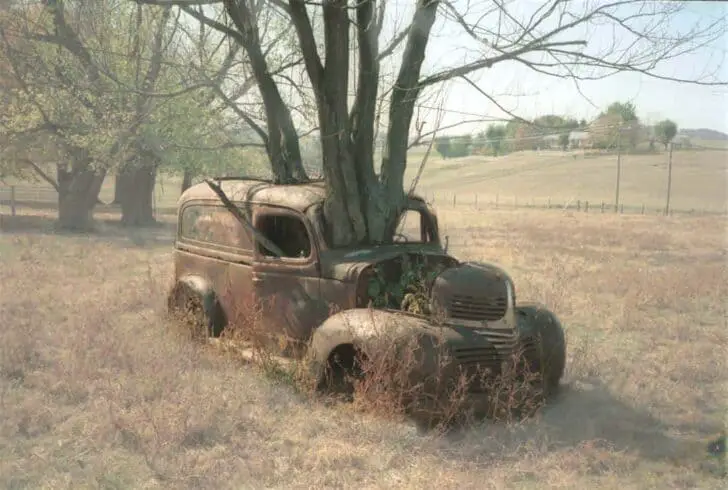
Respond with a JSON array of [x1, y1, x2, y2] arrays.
[[204, 178, 286, 258], [23, 159, 60, 192]]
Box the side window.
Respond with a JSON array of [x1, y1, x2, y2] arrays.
[[256, 213, 312, 259], [394, 208, 436, 243], [180, 205, 251, 250]]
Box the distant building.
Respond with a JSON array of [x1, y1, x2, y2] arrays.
[[568, 131, 590, 149], [541, 134, 561, 149], [672, 134, 692, 149]]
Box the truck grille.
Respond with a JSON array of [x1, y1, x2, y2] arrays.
[[451, 328, 518, 392], [448, 294, 508, 321]]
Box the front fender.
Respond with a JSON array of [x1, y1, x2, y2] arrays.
[[306, 308, 441, 381], [515, 303, 563, 337]]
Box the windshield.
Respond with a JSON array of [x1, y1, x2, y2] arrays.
[[313, 201, 439, 250]]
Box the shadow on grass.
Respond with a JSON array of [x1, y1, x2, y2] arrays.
[[0, 212, 176, 248], [441, 377, 723, 474], [0, 199, 178, 216]]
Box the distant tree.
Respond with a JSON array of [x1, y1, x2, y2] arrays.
[[654, 119, 678, 150], [605, 101, 639, 122], [579, 119, 588, 128], [485, 124, 507, 156], [591, 101, 641, 150], [435, 136, 452, 159], [441, 134, 471, 158], [558, 133, 570, 151]]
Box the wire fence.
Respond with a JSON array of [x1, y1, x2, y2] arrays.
[[2, 183, 725, 218], [419, 190, 727, 217]]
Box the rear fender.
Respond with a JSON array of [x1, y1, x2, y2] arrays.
[[169, 275, 227, 334]]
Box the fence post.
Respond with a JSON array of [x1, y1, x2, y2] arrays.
[[452, 194, 456, 207], [620, 204, 624, 214], [577, 200, 581, 211], [601, 201, 605, 213], [641, 203, 645, 214], [547, 197, 551, 209], [665, 142, 674, 216], [10, 186, 16, 217], [585, 201, 589, 213]]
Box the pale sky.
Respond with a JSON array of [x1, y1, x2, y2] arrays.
[[379, 0, 728, 136]]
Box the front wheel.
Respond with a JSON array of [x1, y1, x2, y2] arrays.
[[515, 303, 566, 398]]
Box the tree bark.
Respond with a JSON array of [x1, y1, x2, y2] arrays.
[[120, 153, 158, 227], [112, 171, 133, 205], [181, 169, 193, 194], [56, 163, 105, 232]]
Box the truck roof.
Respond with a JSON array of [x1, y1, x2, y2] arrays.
[[178, 178, 328, 213]]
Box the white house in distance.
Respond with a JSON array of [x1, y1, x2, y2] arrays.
[[568, 131, 590, 149], [672, 133, 692, 149]]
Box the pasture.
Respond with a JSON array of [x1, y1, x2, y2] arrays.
[[1, 147, 727, 216], [1, 203, 725, 488], [404, 148, 728, 214]]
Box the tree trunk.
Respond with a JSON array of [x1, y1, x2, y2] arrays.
[[112, 171, 133, 204], [120, 162, 157, 227], [56, 165, 105, 232], [180, 169, 193, 194]]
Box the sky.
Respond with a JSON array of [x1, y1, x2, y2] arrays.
[[378, 0, 728, 136]]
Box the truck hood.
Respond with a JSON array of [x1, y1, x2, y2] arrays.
[[318, 244, 452, 282]]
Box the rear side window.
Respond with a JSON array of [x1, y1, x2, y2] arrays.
[[256, 213, 312, 259], [180, 204, 252, 251]]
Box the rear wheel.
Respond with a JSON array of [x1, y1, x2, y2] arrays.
[[167, 284, 220, 341]]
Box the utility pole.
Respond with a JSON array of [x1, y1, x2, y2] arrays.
[[615, 123, 622, 212], [665, 141, 674, 215]]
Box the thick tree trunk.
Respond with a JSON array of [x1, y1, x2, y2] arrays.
[[120, 163, 157, 227], [180, 169, 193, 194], [112, 171, 133, 205], [56, 164, 105, 232]]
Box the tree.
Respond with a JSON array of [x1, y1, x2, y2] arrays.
[[435, 136, 451, 159], [654, 119, 678, 150], [558, 133, 570, 151], [0, 1, 145, 230], [138, 0, 725, 247], [590, 100, 644, 150], [485, 124, 507, 156], [605, 101, 638, 123], [0, 1, 256, 228]]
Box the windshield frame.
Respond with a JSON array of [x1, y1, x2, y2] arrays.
[[306, 196, 442, 252]]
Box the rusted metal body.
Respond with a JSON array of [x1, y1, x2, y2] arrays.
[[169, 178, 566, 402]]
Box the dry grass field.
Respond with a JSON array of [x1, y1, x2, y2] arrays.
[[2, 148, 726, 216], [404, 148, 728, 214], [1, 204, 726, 489]]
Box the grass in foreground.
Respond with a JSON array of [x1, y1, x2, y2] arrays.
[[0, 208, 725, 489]]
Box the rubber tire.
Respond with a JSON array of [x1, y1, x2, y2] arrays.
[[515, 303, 566, 397]]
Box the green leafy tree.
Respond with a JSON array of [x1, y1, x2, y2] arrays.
[[558, 133, 570, 151], [654, 119, 678, 150], [435, 136, 451, 158], [485, 124, 507, 156], [605, 101, 639, 122]]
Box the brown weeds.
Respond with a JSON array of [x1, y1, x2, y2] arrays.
[[1, 209, 726, 488]]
